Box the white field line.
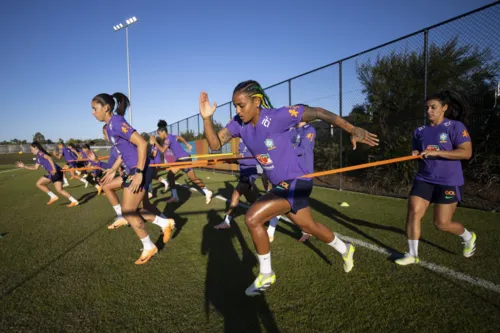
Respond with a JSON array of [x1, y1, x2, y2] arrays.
[[179, 183, 500, 295], [0, 168, 23, 174]]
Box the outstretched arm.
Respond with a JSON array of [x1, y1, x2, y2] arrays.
[[199, 92, 233, 151], [301, 106, 378, 150]]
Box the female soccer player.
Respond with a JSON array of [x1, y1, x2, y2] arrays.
[[147, 135, 163, 199], [92, 92, 174, 264], [16, 141, 79, 207], [395, 90, 476, 265], [152, 120, 213, 204], [200, 80, 378, 295], [53, 142, 89, 187]]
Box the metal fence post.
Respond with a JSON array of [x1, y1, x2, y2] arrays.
[[288, 79, 292, 105], [198, 114, 201, 137], [423, 29, 429, 125], [339, 61, 343, 191], [230, 103, 232, 119]]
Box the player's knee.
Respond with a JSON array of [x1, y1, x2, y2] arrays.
[[245, 212, 262, 229], [433, 219, 450, 231]]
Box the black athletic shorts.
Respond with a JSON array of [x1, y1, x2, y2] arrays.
[[270, 178, 313, 214], [410, 179, 463, 204]]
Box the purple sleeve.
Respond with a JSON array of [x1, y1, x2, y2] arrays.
[[113, 117, 136, 141], [296, 126, 316, 156], [273, 105, 305, 132], [225, 117, 241, 138], [450, 121, 471, 147]]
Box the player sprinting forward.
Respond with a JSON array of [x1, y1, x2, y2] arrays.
[[396, 91, 476, 265], [267, 117, 316, 243], [16, 141, 79, 207], [53, 142, 89, 187], [147, 136, 163, 199], [152, 119, 213, 204], [82, 144, 104, 195], [200, 80, 378, 295], [214, 140, 279, 230], [92, 92, 175, 264]]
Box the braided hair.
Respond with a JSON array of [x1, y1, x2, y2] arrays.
[[233, 80, 273, 109]]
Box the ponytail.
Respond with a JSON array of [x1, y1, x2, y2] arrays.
[[92, 92, 130, 116], [31, 141, 51, 156], [426, 90, 470, 123]]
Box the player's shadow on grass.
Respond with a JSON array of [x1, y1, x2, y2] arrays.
[[202, 210, 280, 333], [75, 191, 99, 205], [308, 197, 455, 258]]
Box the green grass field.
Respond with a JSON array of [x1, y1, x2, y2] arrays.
[[0, 153, 499, 332]]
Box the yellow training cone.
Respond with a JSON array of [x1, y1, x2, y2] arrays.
[[340, 202, 350, 207]]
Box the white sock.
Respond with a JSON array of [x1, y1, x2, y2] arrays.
[[75, 171, 81, 175], [257, 252, 272, 275], [224, 215, 232, 224], [113, 204, 122, 217], [328, 235, 347, 255], [203, 188, 211, 195], [80, 178, 88, 184], [172, 189, 178, 199], [69, 196, 77, 203], [459, 229, 472, 242], [63, 177, 69, 185], [95, 184, 100, 189], [152, 215, 168, 229], [161, 179, 169, 187], [140, 235, 155, 251], [267, 217, 278, 236], [47, 191, 57, 199], [408, 240, 419, 257]]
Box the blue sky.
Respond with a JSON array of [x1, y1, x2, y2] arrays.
[[0, 0, 494, 142]]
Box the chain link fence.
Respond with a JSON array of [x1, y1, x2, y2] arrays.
[[157, 2, 499, 210]]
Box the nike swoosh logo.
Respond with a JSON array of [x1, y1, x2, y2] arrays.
[[445, 196, 454, 199]]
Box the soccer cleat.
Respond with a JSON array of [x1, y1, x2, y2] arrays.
[[395, 253, 420, 266], [298, 233, 311, 243], [463, 232, 477, 258], [107, 217, 129, 230], [342, 243, 355, 272], [84, 181, 89, 189], [47, 196, 59, 205], [66, 201, 79, 208], [63, 183, 69, 188], [135, 246, 158, 265], [214, 221, 231, 230], [245, 272, 276, 296], [162, 219, 176, 244], [205, 190, 213, 204]]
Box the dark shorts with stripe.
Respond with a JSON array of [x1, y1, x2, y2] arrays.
[[270, 178, 313, 214], [67, 161, 79, 168], [239, 166, 258, 186], [410, 179, 464, 204], [175, 157, 192, 173], [44, 171, 64, 183]]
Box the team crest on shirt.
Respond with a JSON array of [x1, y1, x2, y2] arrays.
[[425, 145, 440, 151], [306, 133, 314, 141], [264, 139, 276, 150], [256, 154, 274, 170], [439, 133, 448, 143]]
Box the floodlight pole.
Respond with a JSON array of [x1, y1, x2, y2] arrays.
[[113, 17, 138, 126]]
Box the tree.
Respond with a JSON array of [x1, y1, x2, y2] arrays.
[[33, 132, 46, 143], [356, 37, 499, 191]]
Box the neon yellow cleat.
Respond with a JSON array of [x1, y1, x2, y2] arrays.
[[342, 243, 355, 272], [463, 232, 477, 258], [395, 253, 420, 266], [245, 272, 276, 296]]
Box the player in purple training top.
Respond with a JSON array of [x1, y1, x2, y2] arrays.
[[200, 80, 378, 296], [146, 135, 164, 199], [92, 92, 175, 265], [52, 141, 81, 187], [396, 91, 476, 266], [152, 119, 213, 204], [267, 112, 317, 243], [16, 141, 79, 207]]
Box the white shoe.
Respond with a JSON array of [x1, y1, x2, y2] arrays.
[[342, 243, 355, 272], [245, 272, 276, 296], [395, 253, 420, 266], [205, 190, 213, 204], [214, 221, 231, 230], [63, 183, 69, 188], [463, 232, 477, 258]]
